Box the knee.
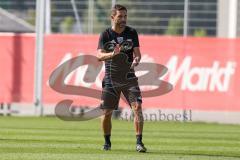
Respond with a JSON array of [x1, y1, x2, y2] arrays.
[[131, 103, 142, 113], [132, 103, 144, 122], [102, 109, 113, 119]]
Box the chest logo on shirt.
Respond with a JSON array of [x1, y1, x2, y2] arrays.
[[117, 37, 124, 44]]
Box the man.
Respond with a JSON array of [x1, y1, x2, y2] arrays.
[[97, 4, 147, 152]]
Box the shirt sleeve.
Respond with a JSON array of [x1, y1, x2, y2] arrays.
[[97, 31, 109, 50], [132, 29, 140, 48]]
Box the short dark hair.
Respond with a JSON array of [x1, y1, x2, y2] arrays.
[[111, 4, 127, 16]]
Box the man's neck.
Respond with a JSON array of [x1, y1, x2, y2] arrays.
[[112, 25, 125, 34]]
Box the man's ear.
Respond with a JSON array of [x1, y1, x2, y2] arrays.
[[111, 15, 114, 20]]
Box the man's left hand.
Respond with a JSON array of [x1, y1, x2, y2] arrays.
[[130, 57, 140, 69]]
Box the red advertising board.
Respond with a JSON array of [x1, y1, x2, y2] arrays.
[[0, 34, 35, 103], [0, 34, 239, 111]]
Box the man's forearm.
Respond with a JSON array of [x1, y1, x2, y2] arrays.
[[97, 51, 114, 61], [133, 47, 141, 64]]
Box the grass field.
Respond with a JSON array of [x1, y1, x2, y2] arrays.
[[0, 117, 240, 160]]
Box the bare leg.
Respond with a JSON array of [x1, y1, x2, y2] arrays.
[[132, 103, 144, 135], [101, 109, 113, 150], [132, 103, 147, 152], [101, 109, 113, 135]]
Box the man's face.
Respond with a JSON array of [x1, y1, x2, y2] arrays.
[[112, 10, 127, 28]]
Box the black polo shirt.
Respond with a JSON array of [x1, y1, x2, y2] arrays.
[[98, 26, 140, 86]]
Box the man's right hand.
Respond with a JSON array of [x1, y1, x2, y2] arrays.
[[112, 44, 121, 57]]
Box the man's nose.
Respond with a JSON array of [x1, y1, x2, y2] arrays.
[[121, 17, 126, 21]]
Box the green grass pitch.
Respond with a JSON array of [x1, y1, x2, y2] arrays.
[[0, 116, 240, 160]]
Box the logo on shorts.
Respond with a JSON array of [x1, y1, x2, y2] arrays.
[[137, 96, 142, 101]]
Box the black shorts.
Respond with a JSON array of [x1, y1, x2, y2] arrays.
[[100, 80, 142, 110]]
